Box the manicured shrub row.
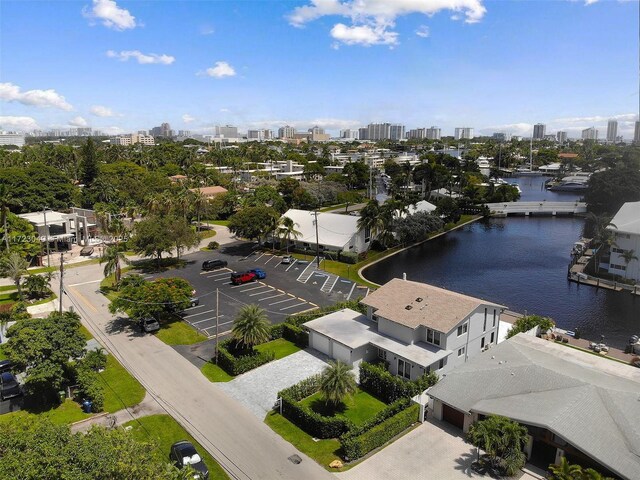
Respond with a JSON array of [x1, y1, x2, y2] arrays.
[[345, 397, 412, 438], [359, 362, 438, 403], [340, 404, 419, 460], [282, 323, 308, 348], [278, 375, 354, 439], [217, 340, 275, 376]]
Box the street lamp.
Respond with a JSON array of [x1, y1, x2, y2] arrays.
[[43, 207, 50, 267]]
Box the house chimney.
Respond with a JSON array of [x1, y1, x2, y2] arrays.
[[403, 273, 407, 281]]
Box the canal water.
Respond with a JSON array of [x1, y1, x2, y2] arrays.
[[364, 175, 639, 348]]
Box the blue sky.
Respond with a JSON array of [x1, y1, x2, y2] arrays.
[[1, 0, 638, 138]]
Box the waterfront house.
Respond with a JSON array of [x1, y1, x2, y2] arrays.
[[304, 278, 505, 379], [280, 209, 370, 254], [426, 334, 640, 479], [607, 201, 640, 282]]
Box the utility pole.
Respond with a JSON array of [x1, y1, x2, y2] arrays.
[[43, 207, 50, 267], [59, 253, 64, 314], [311, 210, 320, 268], [215, 288, 219, 364], [369, 165, 373, 200]]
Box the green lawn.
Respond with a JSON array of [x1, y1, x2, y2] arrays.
[[254, 338, 300, 360], [200, 362, 234, 382], [264, 412, 346, 471], [100, 354, 146, 413], [27, 266, 57, 274], [203, 220, 229, 226], [0, 291, 19, 305], [199, 229, 217, 240], [0, 399, 92, 427], [79, 324, 94, 340], [124, 414, 229, 480], [0, 345, 6, 360], [0, 285, 17, 292], [299, 389, 387, 426], [155, 316, 207, 345]]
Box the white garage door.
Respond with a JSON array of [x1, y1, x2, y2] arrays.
[[333, 342, 352, 364], [311, 332, 330, 356]]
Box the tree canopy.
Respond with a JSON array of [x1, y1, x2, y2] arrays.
[[228, 205, 280, 242], [584, 166, 640, 215]]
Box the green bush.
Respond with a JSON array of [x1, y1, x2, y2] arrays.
[[359, 362, 438, 403], [75, 367, 105, 412], [287, 299, 365, 327], [282, 323, 308, 347], [207, 241, 219, 250], [269, 323, 284, 339], [506, 315, 555, 339], [338, 251, 359, 264], [341, 404, 419, 460], [216, 340, 275, 376]]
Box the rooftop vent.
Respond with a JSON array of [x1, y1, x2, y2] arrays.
[[415, 297, 423, 302], [405, 305, 413, 310]]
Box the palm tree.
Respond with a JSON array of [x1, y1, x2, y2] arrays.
[[100, 245, 128, 286], [467, 415, 527, 475], [279, 216, 302, 254], [548, 457, 583, 480], [0, 184, 22, 251], [620, 249, 638, 280], [358, 200, 386, 244], [191, 189, 210, 233], [0, 252, 29, 299], [232, 304, 271, 350], [319, 360, 357, 407], [23, 273, 52, 300]]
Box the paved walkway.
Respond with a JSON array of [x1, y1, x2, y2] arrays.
[[217, 349, 330, 419]]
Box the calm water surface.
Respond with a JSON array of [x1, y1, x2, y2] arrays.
[[365, 176, 639, 348]]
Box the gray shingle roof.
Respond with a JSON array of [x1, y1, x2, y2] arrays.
[[427, 334, 640, 480]]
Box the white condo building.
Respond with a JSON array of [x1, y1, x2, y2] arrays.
[[278, 125, 296, 139], [0, 132, 25, 147], [426, 126, 441, 140], [340, 129, 359, 140], [607, 201, 640, 282], [606, 120, 618, 143], [582, 127, 598, 141], [454, 127, 474, 140]]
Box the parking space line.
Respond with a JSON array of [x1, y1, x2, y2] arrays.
[[249, 289, 276, 297], [205, 329, 232, 338], [254, 252, 266, 263], [269, 297, 297, 306], [183, 304, 206, 312], [285, 259, 298, 272], [241, 285, 270, 293], [279, 302, 309, 311], [184, 309, 216, 318], [200, 268, 231, 275], [213, 277, 231, 282], [264, 254, 280, 265], [191, 315, 223, 325], [205, 271, 231, 279], [258, 293, 285, 301], [229, 282, 260, 289], [346, 282, 357, 300]]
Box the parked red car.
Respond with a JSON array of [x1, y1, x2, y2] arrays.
[[230, 271, 256, 285]]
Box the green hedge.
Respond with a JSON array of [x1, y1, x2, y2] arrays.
[[345, 397, 412, 437], [75, 367, 105, 412], [359, 362, 438, 403], [282, 323, 308, 347], [341, 404, 419, 460], [338, 251, 359, 264], [216, 340, 275, 376], [287, 299, 366, 327]]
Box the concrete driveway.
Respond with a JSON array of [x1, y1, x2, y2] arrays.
[[217, 349, 330, 419]]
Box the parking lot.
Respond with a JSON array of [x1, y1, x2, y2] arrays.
[[147, 241, 368, 340]]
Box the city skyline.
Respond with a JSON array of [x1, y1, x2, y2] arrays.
[[1, 0, 638, 138]]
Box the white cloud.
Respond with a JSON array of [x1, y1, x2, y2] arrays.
[[203, 61, 236, 78], [106, 50, 175, 65], [480, 123, 533, 137], [0, 116, 39, 131], [552, 113, 636, 125], [200, 25, 215, 35], [90, 105, 115, 117], [415, 25, 430, 38], [101, 126, 125, 135], [182, 114, 195, 124], [584, 0, 599, 5], [69, 116, 89, 127], [220, 108, 230, 113], [0, 82, 73, 110], [82, 0, 139, 30], [287, 0, 486, 47]]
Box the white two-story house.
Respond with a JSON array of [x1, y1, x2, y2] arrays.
[[304, 278, 505, 379], [607, 201, 640, 282]]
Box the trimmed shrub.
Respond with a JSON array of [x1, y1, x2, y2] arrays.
[[216, 340, 275, 376], [359, 362, 438, 403], [341, 404, 419, 460], [75, 367, 105, 412], [346, 397, 412, 437], [338, 251, 359, 264], [207, 241, 219, 250], [282, 323, 308, 348]]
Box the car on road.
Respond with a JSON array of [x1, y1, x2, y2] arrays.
[[0, 372, 22, 400], [249, 268, 266, 279], [281, 255, 292, 264], [202, 259, 228, 271], [230, 271, 256, 285], [0, 360, 13, 374], [170, 440, 209, 480], [139, 316, 160, 333], [189, 296, 200, 307]]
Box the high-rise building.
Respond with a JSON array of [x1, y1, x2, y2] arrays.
[[389, 124, 405, 140], [365, 123, 405, 141], [76, 127, 92, 137], [178, 130, 191, 137], [215, 125, 238, 138], [634, 121, 640, 144], [582, 127, 598, 141], [533, 123, 546, 140], [606, 120, 618, 143], [454, 127, 474, 140], [358, 127, 368, 140], [492, 132, 511, 142], [308, 126, 325, 135], [0, 132, 25, 147], [150, 123, 173, 138], [339, 129, 359, 140], [426, 127, 441, 140], [557, 131, 568, 144], [278, 125, 296, 139], [407, 128, 427, 139]]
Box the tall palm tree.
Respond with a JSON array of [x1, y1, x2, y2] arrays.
[[279, 216, 302, 254], [548, 457, 583, 480], [0, 252, 29, 299], [357, 200, 385, 243], [0, 184, 22, 251], [319, 360, 357, 407], [100, 245, 128, 286], [620, 249, 638, 280], [232, 304, 271, 350], [191, 189, 210, 233]]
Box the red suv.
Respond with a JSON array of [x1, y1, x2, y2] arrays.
[[230, 271, 256, 285]]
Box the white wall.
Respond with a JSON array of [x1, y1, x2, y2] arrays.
[[444, 306, 500, 370], [377, 317, 415, 344], [609, 232, 640, 282]]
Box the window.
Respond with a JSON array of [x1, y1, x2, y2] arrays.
[[481, 337, 485, 349], [492, 310, 496, 327], [397, 359, 410, 379], [364, 226, 371, 243], [377, 348, 387, 360], [483, 308, 487, 332], [458, 347, 465, 357], [427, 330, 441, 346], [457, 323, 468, 336], [438, 358, 445, 370], [490, 332, 495, 344]]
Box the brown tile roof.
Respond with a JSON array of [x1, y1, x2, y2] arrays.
[[558, 153, 579, 159], [190, 186, 228, 197], [360, 278, 505, 332]]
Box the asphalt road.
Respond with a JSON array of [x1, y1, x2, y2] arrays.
[[62, 262, 333, 480]]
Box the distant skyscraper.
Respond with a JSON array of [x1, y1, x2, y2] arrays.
[[582, 127, 598, 141], [556, 131, 568, 144], [454, 127, 473, 140], [358, 127, 368, 140], [339, 129, 359, 140], [533, 123, 546, 140], [492, 132, 511, 142], [278, 125, 296, 139], [606, 120, 618, 143], [308, 126, 325, 135], [634, 121, 640, 144], [151, 123, 173, 138], [215, 125, 238, 138], [389, 124, 405, 140], [364, 123, 405, 141], [426, 127, 441, 140], [407, 128, 426, 139]]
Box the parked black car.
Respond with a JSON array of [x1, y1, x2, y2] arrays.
[[0, 372, 22, 400], [170, 441, 209, 479], [202, 259, 228, 271], [0, 360, 13, 374]]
